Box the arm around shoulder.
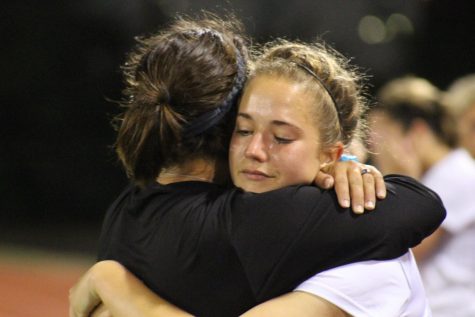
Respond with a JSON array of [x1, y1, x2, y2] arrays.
[[383, 174, 446, 245]]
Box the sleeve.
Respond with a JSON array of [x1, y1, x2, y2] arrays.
[[230, 174, 446, 302], [97, 184, 135, 261], [294, 255, 414, 317]]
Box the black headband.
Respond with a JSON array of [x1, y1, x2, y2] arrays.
[[292, 62, 342, 124], [183, 49, 246, 137]]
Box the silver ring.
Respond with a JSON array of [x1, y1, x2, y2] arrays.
[[360, 168, 370, 175]]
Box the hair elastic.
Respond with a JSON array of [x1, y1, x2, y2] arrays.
[[183, 49, 246, 137]]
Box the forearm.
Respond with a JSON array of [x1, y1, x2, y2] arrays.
[[384, 175, 446, 248], [70, 260, 192, 317]]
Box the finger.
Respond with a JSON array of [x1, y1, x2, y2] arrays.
[[313, 170, 334, 189], [348, 163, 365, 214], [370, 166, 387, 199], [333, 163, 351, 208], [91, 304, 112, 317], [362, 171, 376, 210]]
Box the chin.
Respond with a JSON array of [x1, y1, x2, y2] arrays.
[[240, 183, 277, 193], [245, 187, 268, 193]]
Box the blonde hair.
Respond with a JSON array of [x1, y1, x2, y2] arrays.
[[250, 39, 369, 149], [444, 73, 475, 117], [376, 75, 456, 147]]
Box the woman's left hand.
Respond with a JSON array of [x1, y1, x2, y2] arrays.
[[314, 161, 386, 214]]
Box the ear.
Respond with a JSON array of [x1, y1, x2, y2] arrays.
[[406, 119, 433, 148], [319, 142, 344, 168], [409, 118, 430, 135]]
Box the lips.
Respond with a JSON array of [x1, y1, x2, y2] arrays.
[[241, 169, 273, 181]]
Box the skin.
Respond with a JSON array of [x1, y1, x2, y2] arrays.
[[70, 75, 386, 317], [230, 75, 385, 212], [368, 109, 448, 264], [70, 262, 347, 317], [457, 104, 475, 158], [368, 110, 422, 178], [229, 75, 342, 193]]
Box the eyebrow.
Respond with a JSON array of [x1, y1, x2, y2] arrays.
[[237, 113, 303, 132]]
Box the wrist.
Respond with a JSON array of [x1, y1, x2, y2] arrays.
[[339, 154, 358, 162]]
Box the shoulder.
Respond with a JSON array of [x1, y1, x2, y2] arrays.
[[423, 149, 475, 186], [231, 185, 328, 208], [382, 174, 446, 219], [230, 185, 336, 222], [383, 174, 444, 205]]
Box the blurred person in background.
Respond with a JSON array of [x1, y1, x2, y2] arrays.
[[369, 75, 475, 317], [444, 73, 475, 159]]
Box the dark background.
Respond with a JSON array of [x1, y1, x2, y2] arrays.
[[2, 0, 474, 255]]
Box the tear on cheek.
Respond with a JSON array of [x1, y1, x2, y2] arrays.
[[269, 152, 280, 161]]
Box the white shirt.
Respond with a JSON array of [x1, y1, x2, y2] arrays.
[[295, 252, 430, 317], [420, 148, 475, 317]]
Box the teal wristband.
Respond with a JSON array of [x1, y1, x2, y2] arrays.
[[339, 154, 359, 162]]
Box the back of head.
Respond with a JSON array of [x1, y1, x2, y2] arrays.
[[250, 39, 368, 150], [376, 76, 457, 148], [444, 73, 475, 117], [114, 13, 248, 186]]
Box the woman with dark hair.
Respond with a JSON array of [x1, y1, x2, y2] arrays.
[[70, 15, 444, 317]]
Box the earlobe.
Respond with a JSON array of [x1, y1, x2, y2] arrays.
[[334, 143, 344, 161], [410, 119, 430, 134]]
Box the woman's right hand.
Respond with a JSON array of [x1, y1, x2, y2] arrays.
[[314, 160, 386, 214]]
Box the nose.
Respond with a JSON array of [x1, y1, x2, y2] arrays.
[[244, 133, 269, 162]]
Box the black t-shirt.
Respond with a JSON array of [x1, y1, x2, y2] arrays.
[[97, 175, 445, 316]]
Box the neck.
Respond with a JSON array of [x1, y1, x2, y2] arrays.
[[157, 158, 216, 184], [419, 140, 451, 175]]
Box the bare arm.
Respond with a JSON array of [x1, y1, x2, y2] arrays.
[[71, 261, 351, 317], [69, 260, 192, 317]]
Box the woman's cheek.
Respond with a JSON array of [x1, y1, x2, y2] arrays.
[[272, 148, 307, 184]]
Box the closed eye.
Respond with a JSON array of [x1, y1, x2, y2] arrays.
[[275, 136, 294, 144], [235, 129, 253, 136]]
